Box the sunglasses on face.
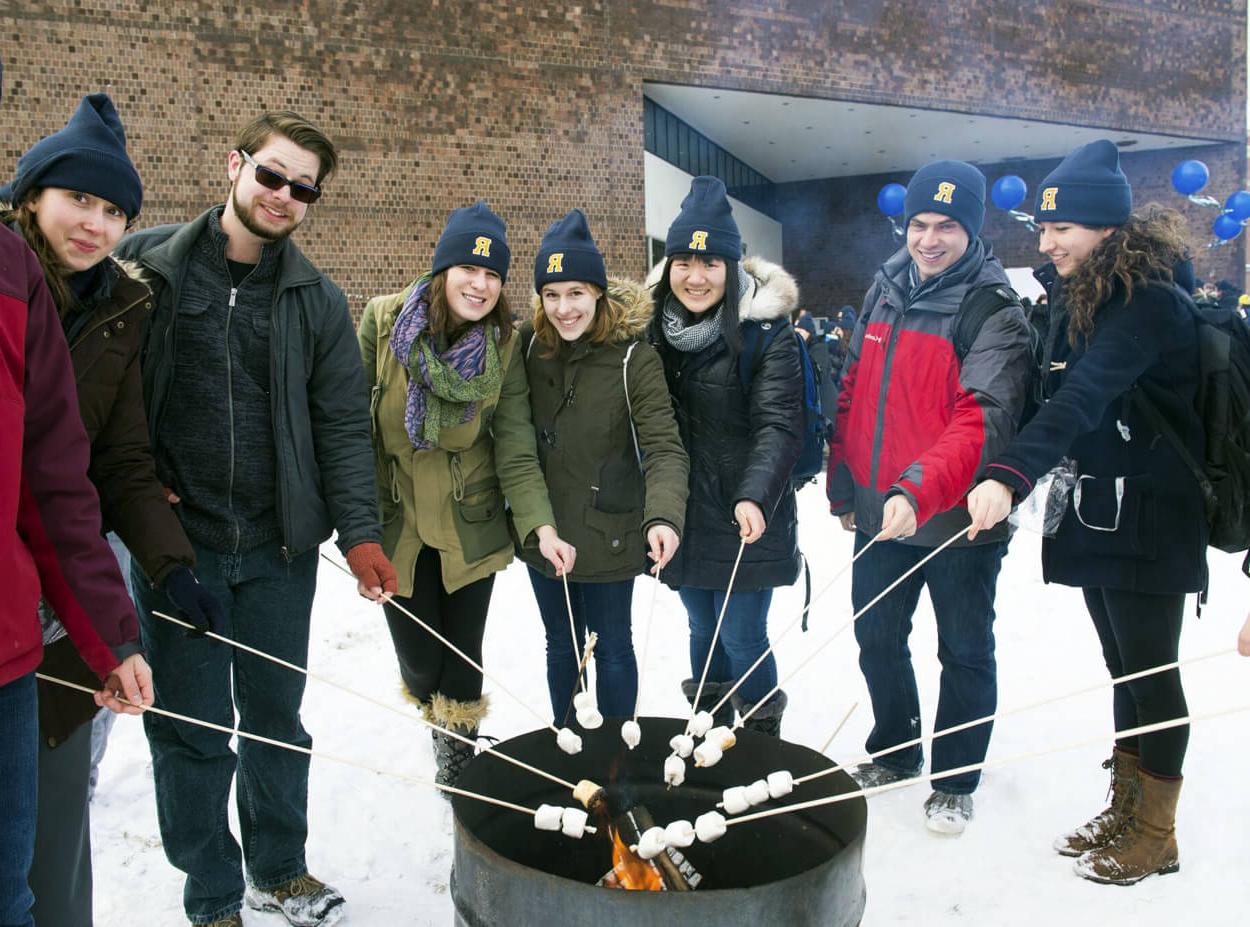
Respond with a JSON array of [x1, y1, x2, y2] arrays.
[[238, 149, 322, 204]]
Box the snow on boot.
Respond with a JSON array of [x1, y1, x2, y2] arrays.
[[924, 790, 974, 836], [1054, 747, 1140, 857], [1074, 771, 1181, 885], [681, 678, 734, 729], [203, 915, 243, 927], [732, 690, 788, 738], [244, 873, 345, 926], [430, 692, 490, 793], [850, 761, 922, 789]]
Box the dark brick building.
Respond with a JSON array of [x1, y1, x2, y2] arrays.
[[3, 1, 1245, 316]]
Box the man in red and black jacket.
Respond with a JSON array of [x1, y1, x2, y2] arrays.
[[827, 159, 1033, 836]]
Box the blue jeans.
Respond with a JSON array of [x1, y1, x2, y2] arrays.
[[678, 586, 776, 705], [852, 532, 1006, 794], [528, 568, 637, 720], [133, 540, 317, 925], [0, 673, 37, 927]]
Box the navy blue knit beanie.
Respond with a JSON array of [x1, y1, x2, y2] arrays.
[[1034, 140, 1131, 227], [432, 199, 511, 283], [0, 93, 142, 220], [664, 176, 742, 261], [534, 208, 607, 293], [904, 160, 986, 238]]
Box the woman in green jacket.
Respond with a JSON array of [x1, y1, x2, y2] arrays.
[[519, 210, 688, 721], [359, 200, 574, 787]]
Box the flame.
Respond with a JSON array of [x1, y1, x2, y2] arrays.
[[607, 827, 665, 891]]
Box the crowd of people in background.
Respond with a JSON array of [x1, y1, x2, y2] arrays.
[[3, 53, 1249, 927]]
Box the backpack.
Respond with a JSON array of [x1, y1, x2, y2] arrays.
[[738, 321, 825, 487], [1132, 287, 1250, 569]]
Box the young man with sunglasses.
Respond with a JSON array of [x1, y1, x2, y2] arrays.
[[114, 112, 396, 927]]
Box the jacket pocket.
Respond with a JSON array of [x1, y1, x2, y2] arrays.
[[452, 478, 510, 563], [1065, 473, 1156, 559], [585, 506, 642, 558]]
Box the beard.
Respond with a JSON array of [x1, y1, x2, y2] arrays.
[[231, 182, 300, 243]]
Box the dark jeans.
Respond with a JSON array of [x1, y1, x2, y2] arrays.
[[678, 586, 776, 705], [0, 673, 37, 927], [528, 568, 637, 721], [31, 720, 93, 927], [852, 532, 1007, 794], [133, 540, 318, 925], [1084, 587, 1188, 778], [382, 545, 494, 704]]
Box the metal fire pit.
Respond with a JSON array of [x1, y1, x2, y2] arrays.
[[451, 717, 867, 926]]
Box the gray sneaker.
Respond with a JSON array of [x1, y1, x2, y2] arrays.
[[245, 873, 345, 926], [924, 790, 974, 835], [850, 761, 921, 789]]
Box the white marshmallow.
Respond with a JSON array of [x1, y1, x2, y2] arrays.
[[664, 819, 696, 848], [721, 785, 751, 815], [573, 691, 595, 712], [688, 710, 715, 738], [767, 770, 794, 799], [693, 740, 723, 768], [746, 779, 771, 806], [576, 707, 604, 730], [668, 734, 694, 758], [560, 807, 589, 839], [636, 826, 668, 860], [705, 726, 737, 750], [663, 754, 686, 787], [534, 804, 563, 831], [695, 811, 727, 843], [620, 720, 641, 749], [556, 727, 583, 755]]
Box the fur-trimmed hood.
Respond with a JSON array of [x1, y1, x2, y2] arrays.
[[644, 254, 799, 323], [529, 274, 654, 343]]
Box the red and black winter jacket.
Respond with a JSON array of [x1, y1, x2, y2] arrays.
[[0, 226, 134, 688], [827, 240, 1034, 547]]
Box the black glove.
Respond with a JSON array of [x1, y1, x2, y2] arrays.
[[162, 566, 227, 639]]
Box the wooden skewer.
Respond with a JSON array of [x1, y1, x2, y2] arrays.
[[560, 631, 599, 727], [631, 568, 662, 724], [684, 538, 747, 735], [818, 700, 860, 755]]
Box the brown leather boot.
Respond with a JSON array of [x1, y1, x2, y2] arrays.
[[1073, 770, 1181, 885], [1053, 747, 1140, 857]]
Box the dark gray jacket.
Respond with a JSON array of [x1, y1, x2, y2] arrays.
[[115, 208, 381, 558]]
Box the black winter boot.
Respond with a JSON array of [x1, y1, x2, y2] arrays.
[[733, 690, 788, 738], [682, 678, 734, 728], [429, 693, 489, 794]]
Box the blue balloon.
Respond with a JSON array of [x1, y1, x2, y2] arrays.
[[990, 175, 1028, 211], [1171, 160, 1210, 196], [1213, 212, 1242, 241], [1225, 190, 1250, 223], [877, 183, 907, 217]]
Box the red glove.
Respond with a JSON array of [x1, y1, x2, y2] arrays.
[[345, 542, 398, 599]]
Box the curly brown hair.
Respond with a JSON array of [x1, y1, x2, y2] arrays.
[[1062, 204, 1192, 346]]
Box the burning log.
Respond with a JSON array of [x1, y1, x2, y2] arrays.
[[599, 803, 701, 891]]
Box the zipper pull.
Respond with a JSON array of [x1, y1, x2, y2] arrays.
[[229, 288, 238, 308]]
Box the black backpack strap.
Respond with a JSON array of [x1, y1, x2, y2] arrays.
[[952, 284, 1022, 362], [1129, 386, 1218, 519]]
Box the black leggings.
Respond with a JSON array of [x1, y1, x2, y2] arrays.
[[1083, 587, 1188, 778], [382, 545, 495, 704]]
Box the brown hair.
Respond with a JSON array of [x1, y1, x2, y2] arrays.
[[2, 192, 73, 312], [530, 283, 619, 354], [233, 111, 338, 186], [426, 271, 514, 345], [1063, 204, 1192, 346]]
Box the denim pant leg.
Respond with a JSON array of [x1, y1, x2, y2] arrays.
[[678, 588, 730, 685], [579, 578, 638, 718], [232, 544, 317, 891], [134, 549, 243, 925], [923, 541, 1007, 794], [713, 588, 776, 705], [30, 720, 93, 927], [0, 673, 37, 927], [851, 534, 927, 772], [529, 567, 587, 722]]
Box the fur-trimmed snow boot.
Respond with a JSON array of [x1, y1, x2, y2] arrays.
[[1054, 746, 1140, 857], [732, 690, 787, 738], [429, 692, 489, 793], [682, 678, 734, 728], [1074, 770, 1181, 885]]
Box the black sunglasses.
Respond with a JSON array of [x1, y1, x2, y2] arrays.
[[238, 149, 322, 204]]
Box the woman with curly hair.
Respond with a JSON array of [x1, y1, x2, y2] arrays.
[[967, 140, 1206, 886]]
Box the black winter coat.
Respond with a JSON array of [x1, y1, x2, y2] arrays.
[[648, 257, 804, 591]]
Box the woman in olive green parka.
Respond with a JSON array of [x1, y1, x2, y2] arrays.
[[519, 209, 688, 721], [359, 200, 574, 788]]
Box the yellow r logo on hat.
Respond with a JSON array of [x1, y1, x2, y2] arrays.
[[1040, 187, 1058, 211], [933, 182, 956, 205], [546, 253, 564, 274], [472, 236, 492, 257], [688, 230, 708, 251]]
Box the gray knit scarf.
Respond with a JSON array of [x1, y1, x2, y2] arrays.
[[660, 263, 753, 353]]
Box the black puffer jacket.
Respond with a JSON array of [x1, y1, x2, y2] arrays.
[[648, 256, 804, 591]]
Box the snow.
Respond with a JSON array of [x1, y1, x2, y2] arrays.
[[92, 484, 1250, 924]]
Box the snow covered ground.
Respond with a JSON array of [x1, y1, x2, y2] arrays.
[[92, 484, 1250, 925]]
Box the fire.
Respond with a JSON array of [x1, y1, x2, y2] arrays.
[[606, 827, 665, 891]]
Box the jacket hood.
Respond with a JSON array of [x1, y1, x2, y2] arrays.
[[644, 254, 799, 323], [529, 275, 653, 344]]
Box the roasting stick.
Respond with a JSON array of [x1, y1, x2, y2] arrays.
[[150, 610, 579, 793], [561, 571, 586, 693], [561, 632, 601, 729], [685, 538, 748, 731], [621, 569, 662, 749], [35, 673, 595, 832], [818, 701, 860, 755]]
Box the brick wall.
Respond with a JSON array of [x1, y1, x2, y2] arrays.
[[2, 1, 1244, 319]]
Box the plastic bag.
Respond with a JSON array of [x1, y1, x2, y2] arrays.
[[1009, 458, 1077, 537]]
